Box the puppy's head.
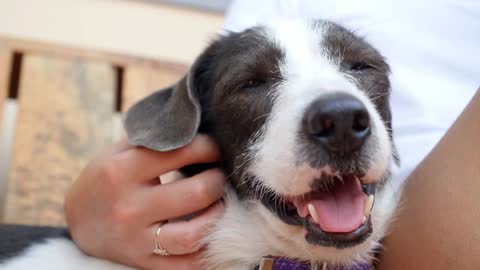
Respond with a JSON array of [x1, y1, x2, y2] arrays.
[[125, 20, 398, 264]]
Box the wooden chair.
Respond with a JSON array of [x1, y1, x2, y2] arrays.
[[0, 36, 187, 226]]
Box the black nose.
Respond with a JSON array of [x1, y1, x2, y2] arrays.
[[303, 93, 370, 154]]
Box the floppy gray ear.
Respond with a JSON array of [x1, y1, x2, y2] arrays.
[[123, 75, 201, 152]]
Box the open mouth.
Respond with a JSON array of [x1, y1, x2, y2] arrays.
[[260, 174, 377, 248]]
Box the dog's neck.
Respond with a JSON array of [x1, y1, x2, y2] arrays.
[[255, 257, 371, 270]]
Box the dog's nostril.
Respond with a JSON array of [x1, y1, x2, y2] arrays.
[[316, 116, 335, 137], [352, 111, 370, 133]]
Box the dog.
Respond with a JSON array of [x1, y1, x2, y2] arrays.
[[0, 19, 400, 270]]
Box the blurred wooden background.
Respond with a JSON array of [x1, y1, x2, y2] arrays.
[[0, 36, 188, 226]]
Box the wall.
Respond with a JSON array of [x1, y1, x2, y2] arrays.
[[0, 0, 225, 64]]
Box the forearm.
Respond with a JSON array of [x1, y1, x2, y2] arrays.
[[378, 88, 480, 269]]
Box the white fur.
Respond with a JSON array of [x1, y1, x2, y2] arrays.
[[0, 238, 133, 270], [204, 21, 398, 269]]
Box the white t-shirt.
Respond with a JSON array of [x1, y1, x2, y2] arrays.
[[223, 0, 480, 190]]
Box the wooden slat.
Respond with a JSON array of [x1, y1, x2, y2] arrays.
[[0, 35, 188, 73], [123, 62, 187, 111], [0, 49, 10, 124], [3, 54, 115, 226]]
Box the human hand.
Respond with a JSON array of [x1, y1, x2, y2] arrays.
[[65, 135, 226, 270]]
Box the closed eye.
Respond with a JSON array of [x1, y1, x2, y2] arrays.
[[241, 79, 267, 89], [350, 62, 374, 71]]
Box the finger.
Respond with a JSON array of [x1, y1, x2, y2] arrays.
[[118, 135, 220, 182], [152, 202, 224, 255], [138, 169, 226, 222], [141, 252, 203, 270], [98, 138, 133, 158], [111, 138, 131, 152]]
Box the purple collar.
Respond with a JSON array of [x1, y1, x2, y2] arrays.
[[255, 256, 371, 270]]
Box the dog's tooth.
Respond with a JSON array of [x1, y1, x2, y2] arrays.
[[364, 195, 375, 217], [363, 183, 377, 196], [362, 216, 367, 224], [307, 203, 320, 224]]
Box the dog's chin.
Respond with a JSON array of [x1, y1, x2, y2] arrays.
[[258, 172, 381, 249]]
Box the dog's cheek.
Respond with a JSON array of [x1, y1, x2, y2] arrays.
[[207, 90, 275, 174], [247, 85, 316, 196]]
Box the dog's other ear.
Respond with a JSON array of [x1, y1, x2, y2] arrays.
[[123, 73, 201, 152]]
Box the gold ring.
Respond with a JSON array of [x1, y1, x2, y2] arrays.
[[153, 222, 170, 256]]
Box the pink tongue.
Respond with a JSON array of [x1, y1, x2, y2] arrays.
[[308, 178, 366, 233]]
